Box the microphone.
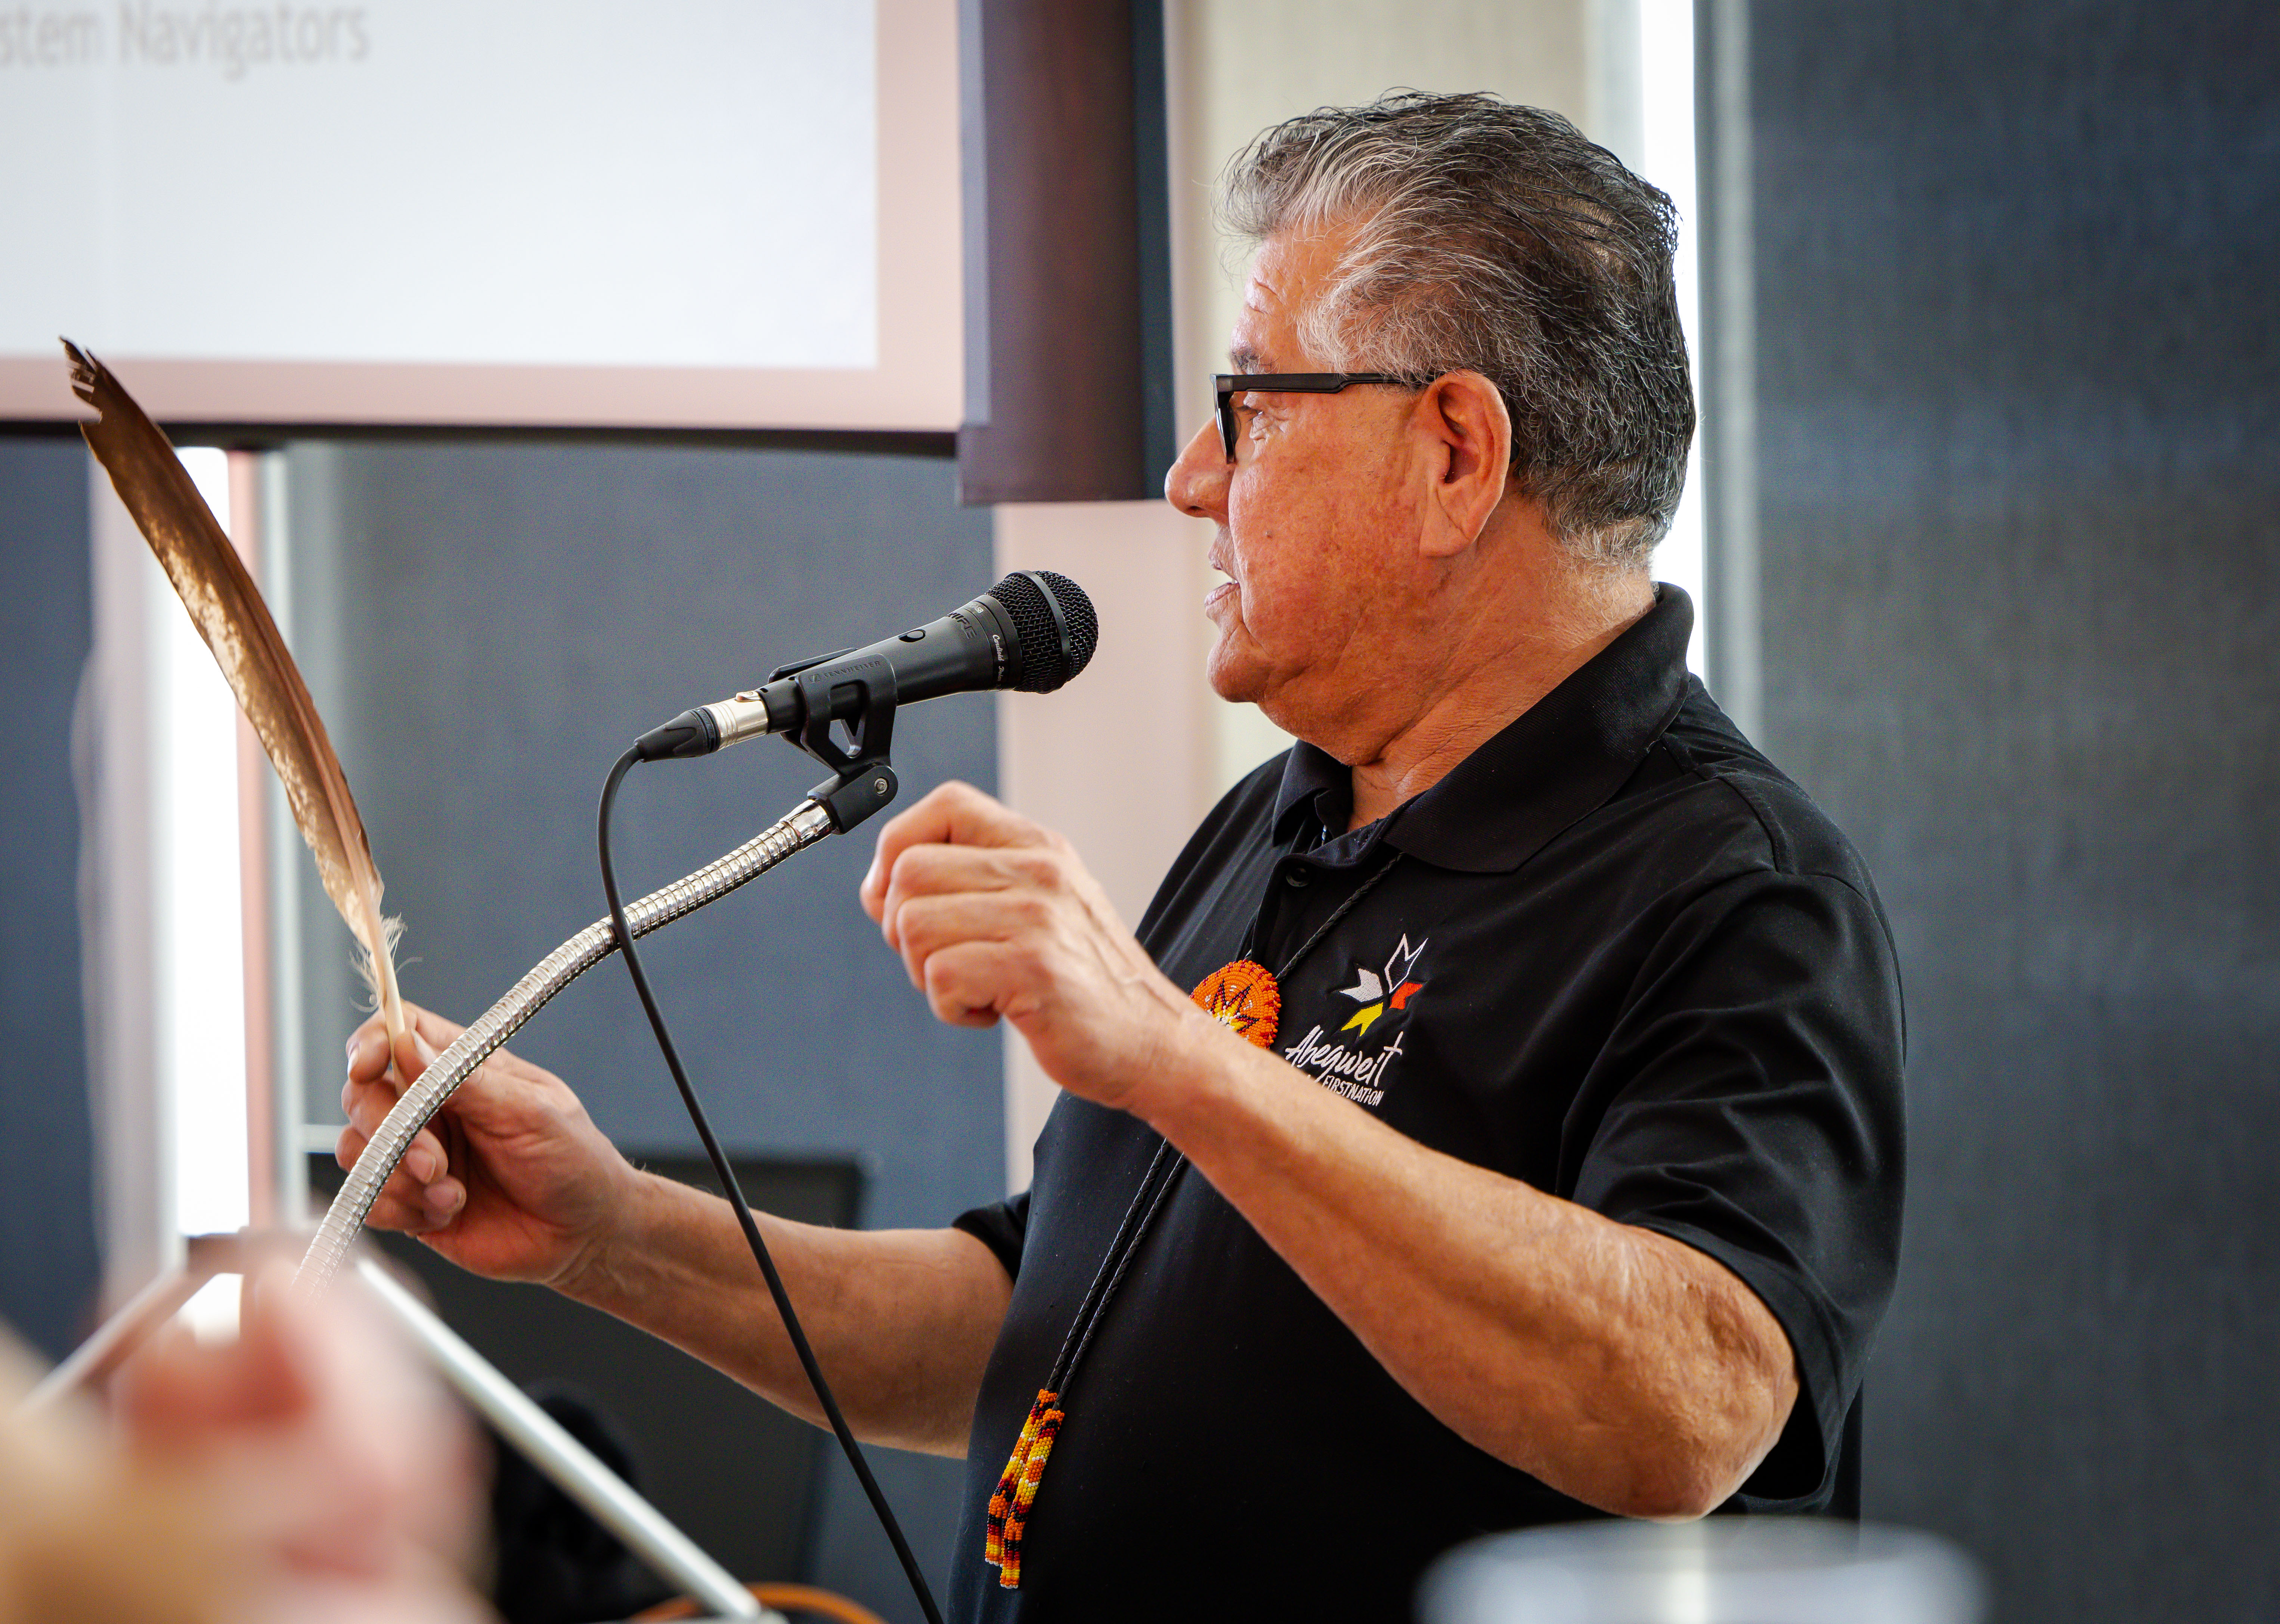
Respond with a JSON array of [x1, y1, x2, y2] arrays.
[[635, 570, 1098, 761]]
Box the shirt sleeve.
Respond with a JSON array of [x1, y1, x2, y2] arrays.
[[951, 1190, 1032, 1282], [1566, 865, 1906, 1509]]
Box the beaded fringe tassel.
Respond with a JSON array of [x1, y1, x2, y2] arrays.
[[983, 1387, 1065, 1589]]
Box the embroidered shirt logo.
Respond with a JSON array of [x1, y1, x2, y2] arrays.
[[1282, 934, 1427, 1107]]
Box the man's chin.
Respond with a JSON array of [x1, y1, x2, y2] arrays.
[[1204, 641, 1268, 707]]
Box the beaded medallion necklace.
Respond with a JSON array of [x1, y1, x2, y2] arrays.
[[982, 840, 1404, 1589]]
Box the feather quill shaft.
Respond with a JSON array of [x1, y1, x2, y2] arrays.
[[65, 340, 408, 1054]]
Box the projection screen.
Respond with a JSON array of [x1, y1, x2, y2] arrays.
[[0, 0, 959, 431]]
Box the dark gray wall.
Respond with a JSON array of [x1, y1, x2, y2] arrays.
[[1742, 3, 2279, 1618], [0, 435, 101, 1364], [281, 438, 1001, 1623]]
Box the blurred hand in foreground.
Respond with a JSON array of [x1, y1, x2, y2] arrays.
[[1, 1262, 489, 1624]]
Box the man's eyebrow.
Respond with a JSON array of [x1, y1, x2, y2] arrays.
[[1228, 344, 1268, 373]]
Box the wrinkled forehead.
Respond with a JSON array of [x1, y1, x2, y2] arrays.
[[1230, 223, 1357, 370]]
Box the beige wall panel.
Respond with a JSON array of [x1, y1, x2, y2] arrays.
[[991, 500, 1219, 1186]]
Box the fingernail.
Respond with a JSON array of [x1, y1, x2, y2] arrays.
[[346, 1031, 360, 1060], [406, 1147, 440, 1184], [425, 1186, 463, 1223]]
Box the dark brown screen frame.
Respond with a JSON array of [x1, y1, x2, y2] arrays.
[[955, 0, 1175, 504]]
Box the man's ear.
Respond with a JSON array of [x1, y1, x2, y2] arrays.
[[1415, 370, 1514, 558]]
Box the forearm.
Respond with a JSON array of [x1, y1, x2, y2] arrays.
[[1140, 1023, 1798, 1518], [558, 1172, 1010, 1456], [861, 781, 1799, 1506]]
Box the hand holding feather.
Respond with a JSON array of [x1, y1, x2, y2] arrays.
[[65, 340, 409, 1056]]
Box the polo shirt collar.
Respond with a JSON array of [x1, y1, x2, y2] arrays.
[[1271, 584, 1696, 874]]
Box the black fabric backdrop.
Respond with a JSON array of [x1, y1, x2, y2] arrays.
[[1734, 2, 2280, 1617], [0, 435, 101, 1365]]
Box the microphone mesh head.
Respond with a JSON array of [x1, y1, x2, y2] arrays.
[[988, 570, 1099, 693]]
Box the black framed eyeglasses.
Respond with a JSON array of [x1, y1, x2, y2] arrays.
[[1214, 372, 1410, 461]]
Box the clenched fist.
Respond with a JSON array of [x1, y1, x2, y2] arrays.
[[859, 781, 1222, 1116]]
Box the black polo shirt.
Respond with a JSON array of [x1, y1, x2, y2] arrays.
[[947, 588, 1905, 1623]]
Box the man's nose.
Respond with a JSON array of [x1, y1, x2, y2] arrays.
[[1164, 418, 1230, 519]]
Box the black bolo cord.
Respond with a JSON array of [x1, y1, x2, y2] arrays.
[[597, 747, 945, 1624]]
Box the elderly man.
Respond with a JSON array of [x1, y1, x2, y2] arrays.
[[344, 94, 1902, 1620]]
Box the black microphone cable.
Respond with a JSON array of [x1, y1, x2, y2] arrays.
[[597, 746, 946, 1624]]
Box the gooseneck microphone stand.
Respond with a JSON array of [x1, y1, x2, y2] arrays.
[[298, 658, 944, 1624]]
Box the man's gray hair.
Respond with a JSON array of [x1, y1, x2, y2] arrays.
[[1219, 91, 1694, 568]]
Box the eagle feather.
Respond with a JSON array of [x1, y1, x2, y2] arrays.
[[65, 340, 409, 1054]]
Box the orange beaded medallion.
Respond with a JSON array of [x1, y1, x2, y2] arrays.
[[1190, 959, 1281, 1049]]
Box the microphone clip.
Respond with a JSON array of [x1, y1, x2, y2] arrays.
[[785, 655, 900, 834]]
